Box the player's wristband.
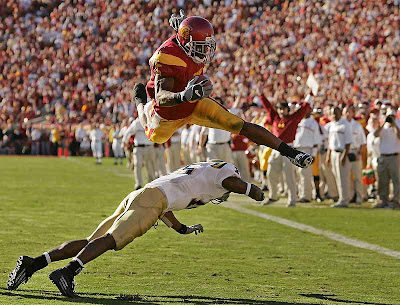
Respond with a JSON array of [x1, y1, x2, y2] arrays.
[[173, 92, 185, 104], [176, 224, 187, 234], [245, 182, 252, 196]]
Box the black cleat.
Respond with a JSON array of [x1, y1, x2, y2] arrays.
[[8, 256, 35, 290], [132, 83, 147, 107], [49, 268, 78, 298], [288, 153, 314, 168]]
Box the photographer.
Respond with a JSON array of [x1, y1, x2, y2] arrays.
[[373, 110, 400, 208]]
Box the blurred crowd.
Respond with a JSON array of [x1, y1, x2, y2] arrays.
[[1, 0, 400, 206]]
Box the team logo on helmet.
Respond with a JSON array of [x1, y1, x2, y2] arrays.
[[179, 25, 192, 40]]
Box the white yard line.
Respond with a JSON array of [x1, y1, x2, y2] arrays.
[[223, 202, 400, 259]]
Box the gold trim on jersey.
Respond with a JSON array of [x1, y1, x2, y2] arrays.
[[194, 68, 203, 76], [149, 51, 187, 68]]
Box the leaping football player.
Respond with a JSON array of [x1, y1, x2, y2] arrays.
[[133, 10, 314, 169], [8, 160, 264, 297]]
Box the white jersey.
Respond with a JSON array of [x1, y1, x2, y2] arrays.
[[147, 161, 240, 212], [89, 129, 103, 142]]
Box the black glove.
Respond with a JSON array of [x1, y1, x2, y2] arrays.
[[287, 152, 314, 168], [177, 224, 204, 235]]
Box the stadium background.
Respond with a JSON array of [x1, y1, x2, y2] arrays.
[[1, 1, 400, 304]]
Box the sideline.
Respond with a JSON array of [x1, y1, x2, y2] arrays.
[[223, 202, 400, 259]]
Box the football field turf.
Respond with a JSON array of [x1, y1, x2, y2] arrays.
[[1, 156, 400, 305]]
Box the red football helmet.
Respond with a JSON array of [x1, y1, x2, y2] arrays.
[[177, 16, 216, 65]]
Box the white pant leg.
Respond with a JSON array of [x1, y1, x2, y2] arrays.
[[166, 143, 181, 173], [182, 148, 192, 166], [282, 155, 298, 205], [206, 144, 218, 161], [267, 150, 282, 200], [233, 151, 250, 182], [143, 146, 156, 182], [154, 146, 167, 177], [133, 147, 145, 188], [319, 152, 338, 199], [350, 159, 367, 202], [296, 147, 313, 201], [112, 142, 123, 158], [331, 151, 351, 205], [91, 141, 102, 158], [218, 143, 233, 163]]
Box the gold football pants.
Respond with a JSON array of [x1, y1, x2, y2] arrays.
[[146, 97, 244, 144], [87, 187, 167, 250]]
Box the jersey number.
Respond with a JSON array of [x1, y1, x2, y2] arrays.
[[179, 160, 228, 175]]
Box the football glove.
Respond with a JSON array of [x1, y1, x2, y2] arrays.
[[186, 224, 204, 235], [287, 152, 314, 169], [179, 76, 213, 102], [169, 9, 186, 31]]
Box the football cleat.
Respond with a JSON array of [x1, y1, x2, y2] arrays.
[[8, 256, 35, 290], [49, 268, 78, 298], [287, 153, 314, 169], [132, 83, 147, 107]]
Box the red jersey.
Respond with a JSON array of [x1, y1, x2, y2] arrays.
[[146, 35, 204, 120], [231, 134, 249, 151], [260, 95, 310, 144]]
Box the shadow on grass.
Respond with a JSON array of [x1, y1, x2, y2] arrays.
[[300, 293, 393, 305], [1, 288, 393, 305], [0, 287, 364, 305]]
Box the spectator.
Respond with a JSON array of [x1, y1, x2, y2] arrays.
[[373, 109, 400, 208], [293, 108, 321, 202], [111, 123, 124, 165], [343, 105, 368, 204], [30, 125, 42, 155], [199, 127, 233, 163], [123, 118, 155, 190], [231, 134, 251, 182], [325, 107, 353, 208], [50, 124, 60, 156], [89, 123, 104, 165], [165, 130, 181, 173], [260, 93, 312, 207]]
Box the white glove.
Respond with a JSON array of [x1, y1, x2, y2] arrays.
[[169, 9, 186, 31], [186, 224, 204, 235]]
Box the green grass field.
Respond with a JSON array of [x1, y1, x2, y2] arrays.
[[1, 156, 400, 305]]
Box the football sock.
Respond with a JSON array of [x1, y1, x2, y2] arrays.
[[32, 252, 50, 272], [66, 258, 84, 276], [277, 142, 298, 159]]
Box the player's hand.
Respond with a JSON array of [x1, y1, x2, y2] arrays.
[[180, 76, 213, 102], [250, 185, 265, 201], [169, 9, 186, 31], [186, 224, 204, 235]]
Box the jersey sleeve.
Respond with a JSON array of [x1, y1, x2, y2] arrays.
[[149, 49, 187, 79], [214, 162, 241, 187]]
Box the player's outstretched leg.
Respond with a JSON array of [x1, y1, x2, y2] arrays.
[[240, 122, 313, 168], [7, 256, 35, 290], [49, 234, 116, 298], [8, 239, 88, 290]]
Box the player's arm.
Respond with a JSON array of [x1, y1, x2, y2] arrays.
[[160, 211, 203, 235], [222, 176, 265, 201], [155, 74, 213, 106], [154, 74, 180, 107]]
